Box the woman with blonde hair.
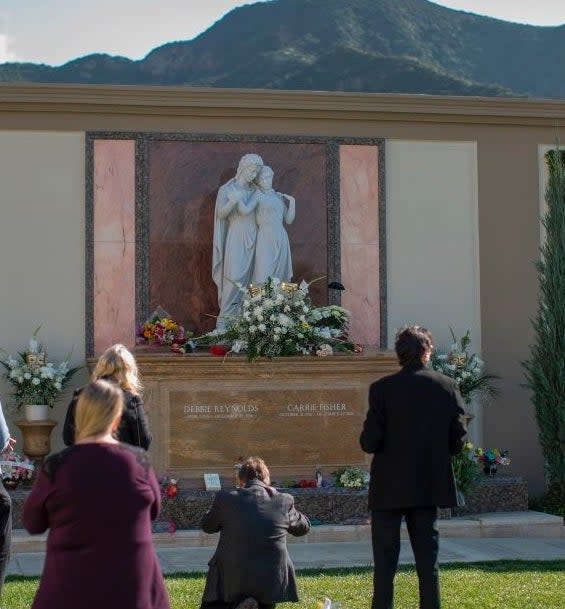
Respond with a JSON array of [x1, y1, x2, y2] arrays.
[[24, 380, 170, 609], [63, 343, 152, 449]]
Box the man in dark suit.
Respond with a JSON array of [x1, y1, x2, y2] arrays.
[[360, 325, 467, 609], [200, 456, 311, 609]]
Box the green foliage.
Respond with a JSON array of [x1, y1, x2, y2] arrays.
[[452, 442, 482, 495], [5, 563, 565, 609], [530, 479, 565, 519], [523, 149, 565, 488]]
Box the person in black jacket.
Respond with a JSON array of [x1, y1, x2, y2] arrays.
[[360, 325, 467, 609], [63, 344, 152, 450], [200, 456, 310, 609]]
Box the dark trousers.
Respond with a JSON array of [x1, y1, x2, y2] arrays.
[[0, 482, 11, 595], [371, 507, 439, 609]]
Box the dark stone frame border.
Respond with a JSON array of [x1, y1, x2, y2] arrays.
[[85, 132, 387, 356]]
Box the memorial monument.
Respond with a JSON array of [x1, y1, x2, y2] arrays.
[[212, 155, 296, 329]]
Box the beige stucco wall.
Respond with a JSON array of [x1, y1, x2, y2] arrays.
[[0, 131, 88, 450], [0, 85, 563, 494], [386, 140, 482, 444]]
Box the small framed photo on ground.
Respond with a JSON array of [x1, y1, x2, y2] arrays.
[[204, 473, 222, 491]]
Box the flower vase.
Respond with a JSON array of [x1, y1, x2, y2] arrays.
[[483, 464, 497, 477], [24, 404, 49, 422], [2, 478, 18, 491]]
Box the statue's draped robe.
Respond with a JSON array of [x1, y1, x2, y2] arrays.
[[252, 190, 293, 285], [212, 179, 257, 327]]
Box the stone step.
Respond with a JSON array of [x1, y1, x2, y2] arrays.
[[10, 511, 563, 554]]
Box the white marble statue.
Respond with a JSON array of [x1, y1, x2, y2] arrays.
[[250, 165, 296, 285], [212, 153, 264, 329]]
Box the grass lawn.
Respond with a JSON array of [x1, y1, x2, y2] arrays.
[[3, 561, 565, 608]]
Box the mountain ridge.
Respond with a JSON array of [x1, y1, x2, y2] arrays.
[[1, 0, 563, 98]]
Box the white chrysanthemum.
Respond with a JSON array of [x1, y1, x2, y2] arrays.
[[258, 323, 266, 332], [31, 377, 40, 385], [253, 306, 263, 316], [23, 372, 31, 380], [243, 312, 251, 321], [273, 327, 281, 334], [249, 326, 257, 334], [283, 305, 291, 313], [54, 382, 62, 391], [273, 335, 280, 342], [232, 340, 247, 353]]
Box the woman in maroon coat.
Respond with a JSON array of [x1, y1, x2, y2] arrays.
[[23, 380, 170, 609]]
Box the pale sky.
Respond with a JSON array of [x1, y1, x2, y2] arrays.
[[0, 0, 564, 66]]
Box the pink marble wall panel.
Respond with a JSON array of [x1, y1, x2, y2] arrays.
[[340, 145, 380, 347], [93, 139, 136, 354], [148, 141, 328, 334]]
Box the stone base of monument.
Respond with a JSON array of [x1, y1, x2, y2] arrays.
[[7, 475, 529, 530], [153, 475, 529, 530]]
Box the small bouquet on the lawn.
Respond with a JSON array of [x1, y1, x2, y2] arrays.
[[159, 473, 179, 499], [332, 466, 370, 489], [136, 307, 191, 348], [0, 451, 35, 481], [195, 276, 354, 361]]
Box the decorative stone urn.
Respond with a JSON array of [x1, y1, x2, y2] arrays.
[[15, 419, 57, 469], [24, 404, 49, 422]]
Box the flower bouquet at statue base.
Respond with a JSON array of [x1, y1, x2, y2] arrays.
[[136, 307, 193, 353], [195, 276, 355, 361]]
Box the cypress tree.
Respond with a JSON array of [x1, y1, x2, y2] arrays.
[[524, 149, 565, 489]]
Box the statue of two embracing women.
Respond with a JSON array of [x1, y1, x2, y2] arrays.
[[212, 153, 296, 330]]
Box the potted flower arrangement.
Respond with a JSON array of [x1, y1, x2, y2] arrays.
[[430, 328, 499, 406], [332, 466, 370, 490], [0, 329, 80, 421], [196, 277, 354, 361], [474, 447, 510, 476], [0, 452, 35, 489], [136, 307, 190, 350]]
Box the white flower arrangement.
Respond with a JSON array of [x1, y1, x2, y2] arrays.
[[333, 466, 370, 490], [0, 329, 80, 408], [197, 277, 353, 361], [431, 328, 499, 405]]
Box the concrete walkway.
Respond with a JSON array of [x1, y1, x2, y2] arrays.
[[7, 512, 565, 577]]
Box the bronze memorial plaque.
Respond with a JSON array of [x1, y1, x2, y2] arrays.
[[168, 385, 367, 470]]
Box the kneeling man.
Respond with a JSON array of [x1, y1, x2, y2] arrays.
[[200, 456, 310, 609]]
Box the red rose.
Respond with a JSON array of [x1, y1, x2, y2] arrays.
[[210, 345, 230, 356], [166, 485, 178, 498]]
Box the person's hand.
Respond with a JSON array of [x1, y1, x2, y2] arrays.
[[5, 437, 16, 452]]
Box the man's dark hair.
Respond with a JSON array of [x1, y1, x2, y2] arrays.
[[239, 456, 271, 486], [394, 325, 433, 368]]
